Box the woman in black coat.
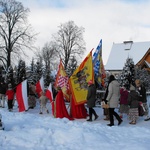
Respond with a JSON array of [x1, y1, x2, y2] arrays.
[[86, 80, 98, 121]]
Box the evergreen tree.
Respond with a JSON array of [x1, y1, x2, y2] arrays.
[[5, 65, 15, 87], [16, 60, 26, 84], [135, 68, 150, 91], [119, 57, 135, 90], [66, 56, 77, 77], [44, 70, 51, 87], [0, 65, 3, 82], [34, 61, 43, 82], [28, 58, 36, 84]]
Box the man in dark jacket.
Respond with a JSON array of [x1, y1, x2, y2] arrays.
[[135, 79, 150, 121], [86, 80, 98, 121]]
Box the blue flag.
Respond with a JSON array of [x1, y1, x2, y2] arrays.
[[92, 39, 102, 81], [92, 39, 102, 64]]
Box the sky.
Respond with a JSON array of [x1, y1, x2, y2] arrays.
[[0, 96, 150, 150], [17, 0, 150, 65]]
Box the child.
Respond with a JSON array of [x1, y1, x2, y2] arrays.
[[39, 91, 49, 114], [119, 85, 129, 118], [128, 85, 140, 125], [6, 83, 15, 112]]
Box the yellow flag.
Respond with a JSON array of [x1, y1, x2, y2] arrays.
[[69, 50, 94, 105]]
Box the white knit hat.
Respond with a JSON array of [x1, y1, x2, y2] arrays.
[[130, 85, 135, 91]]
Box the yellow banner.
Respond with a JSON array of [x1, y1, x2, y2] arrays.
[[69, 51, 94, 105]]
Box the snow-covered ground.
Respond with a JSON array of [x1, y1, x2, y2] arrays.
[[0, 100, 150, 150]]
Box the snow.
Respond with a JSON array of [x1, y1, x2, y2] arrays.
[[0, 100, 150, 150], [105, 41, 150, 70]]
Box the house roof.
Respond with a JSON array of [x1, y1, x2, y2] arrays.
[[145, 60, 150, 68], [105, 41, 150, 70], [136, 48, 150, 67]]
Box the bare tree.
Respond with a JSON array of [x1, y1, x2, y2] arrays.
[[42, 42, 58, 71], [0, 0, 36, 69], [66, 56, 77, 77], [53, 20, 86, 69]]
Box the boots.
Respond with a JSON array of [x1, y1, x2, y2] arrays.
[[94, 115, 99, 120], [87, 112, 92, 121], [104, 115, 109, 120], [86, 118, 92, 121]]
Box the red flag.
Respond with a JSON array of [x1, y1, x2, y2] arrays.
[[45, 83, 53, 102], [16, 80, 28, 112], [36, 76, 44, 97], [70, 96, 88, 119]]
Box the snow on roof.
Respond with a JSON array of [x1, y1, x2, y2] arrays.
[[145, 60, 150, 68], [105, 41, 150, 70]]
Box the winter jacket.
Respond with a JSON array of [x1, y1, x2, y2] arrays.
[[86, 84, 96, 108], [136, 85, 147, 103], [106, 80, 120, 108], [120, 88, 129, 105], [39, 95, 48, 106], [128, 90, 140, 108], [0, 82, 7, 94], [29, 84, 36, 96], [6, 89, 15, 100]]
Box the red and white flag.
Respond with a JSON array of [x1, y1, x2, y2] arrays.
[[54, 60, 70, 101], [46, 83, 53, 102], [16, 80, 28, 112], [36, 76, 44, 97]]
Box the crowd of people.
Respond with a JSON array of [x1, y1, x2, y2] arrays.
[[0, 75, 149, 127], [101, 75, 150, 126], [0, 80, 73, 121]]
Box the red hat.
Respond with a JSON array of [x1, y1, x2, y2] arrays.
[[88, 80, 93, 85]]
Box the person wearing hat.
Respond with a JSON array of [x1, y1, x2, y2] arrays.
[[128, 85, 140, 125], [106, 75, 122, 126], [135, 79, 150, 121], [86, 80, 98, 121]]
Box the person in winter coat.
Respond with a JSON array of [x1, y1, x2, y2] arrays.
[[5, 83, 15, 111], [53, 87, 73, 120], [128, 85, 140, 125], [135, 79, 150, 121], [0, 80, 7, 108], [39, 91, 49, 114], [119, 85, 129, 118], [106, 75, 122, 126], [102, 82, 110, 120], [86, 80, 98, 121], [28, 82, 36, 109]]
